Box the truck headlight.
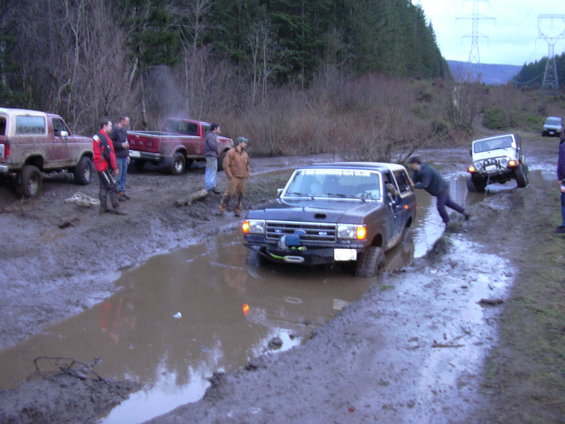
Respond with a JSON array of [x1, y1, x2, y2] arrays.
[[337, 224, 367, 240], [242, 219, 265, 234]]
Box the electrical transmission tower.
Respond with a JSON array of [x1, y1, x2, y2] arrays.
[[457, 0, 494, 82], [538, 14, 565, 90]]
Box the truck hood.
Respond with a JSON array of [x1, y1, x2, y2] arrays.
[[245, 198, 385, 224]]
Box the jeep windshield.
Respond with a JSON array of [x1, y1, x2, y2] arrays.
[[473, 135, 515, 153], [282, 168, 382, 201]]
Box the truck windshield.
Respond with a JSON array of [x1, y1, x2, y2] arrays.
[[473, 135, 515, 153], [545, 117, 561, 126], [283, 168, 381, 201]]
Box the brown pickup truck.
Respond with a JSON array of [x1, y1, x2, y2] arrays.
[[0, 108, 93, 197], [127, 118, 233, 175]]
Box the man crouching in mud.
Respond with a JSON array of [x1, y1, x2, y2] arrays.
[[93, 119, 127, 215], [407, 156, 469, 225]]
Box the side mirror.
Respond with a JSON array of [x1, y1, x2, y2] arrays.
[[469, 149, 472, 156], [58, 130, 69, 138], [277, 188, 283, 197]]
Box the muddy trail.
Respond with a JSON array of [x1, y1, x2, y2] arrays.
[[0, 136, 563, 423]]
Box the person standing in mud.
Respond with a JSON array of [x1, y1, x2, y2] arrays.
[[204, 123, 221, 194], [407, 156, 469, 225], [556, 134, 565, 234], [109, 115, 131, 200], [219, 136, 250, 217], [93, 119, 127, 215]]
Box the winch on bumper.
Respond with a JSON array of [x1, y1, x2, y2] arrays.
[[243, 220, 368, 266]]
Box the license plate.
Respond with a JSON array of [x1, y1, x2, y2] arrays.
[[485, 165, 496, 172], [129, 150, 141, 158], [334, 248, 357, 261]]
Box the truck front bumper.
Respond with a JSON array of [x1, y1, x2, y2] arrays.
[[244, 235, 367, 266]]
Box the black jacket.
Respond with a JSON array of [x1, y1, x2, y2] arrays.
[[110, 126, 129, 158], [413, 163, 448, 196]]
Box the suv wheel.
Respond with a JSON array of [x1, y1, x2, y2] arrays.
[[74, 156, 93, 185], [19, 164, 42, 198], [515, 164, 528, 188], [354, 246, 385, 278]]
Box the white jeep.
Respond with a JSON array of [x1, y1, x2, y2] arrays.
[[466, 133, 529, 192]]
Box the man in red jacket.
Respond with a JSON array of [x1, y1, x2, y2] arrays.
[[93, 119, 127, 215]]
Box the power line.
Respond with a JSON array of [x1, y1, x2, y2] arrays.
[[537, 14, 565, 90], [457, 0, 495, 82]]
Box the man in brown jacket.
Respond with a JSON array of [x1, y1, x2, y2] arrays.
[[219, 136, 250, 217]]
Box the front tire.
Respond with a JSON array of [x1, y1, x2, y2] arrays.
[[169, 152, 186, 175], [354, 246, 385, 278], [73, 156, 93, 185], [468, 175, 486, 193], [515, 164, 528, 188], [19, 165, 42, 198], [246, 249, 267, 267]]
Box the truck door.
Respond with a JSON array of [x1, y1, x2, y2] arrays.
[[383, 172, 403, 239], [49, 117, 70, 165], [392, 169, 414, 229]]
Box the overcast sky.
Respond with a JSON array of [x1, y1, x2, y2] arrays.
[[418, 0, 565, 66]]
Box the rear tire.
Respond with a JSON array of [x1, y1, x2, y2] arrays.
[[130, 159, 146, 172], [515, 164, 528, 188], [169, 152, 186, 175], [354, 246, 385, 278], [73, 156, 93, 185], [19, 165, 42, 198], [218, 149, 229, 172]]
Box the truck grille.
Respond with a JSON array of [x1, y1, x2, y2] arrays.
[[265, 220, 337, 243]]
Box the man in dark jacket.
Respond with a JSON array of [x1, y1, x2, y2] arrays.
[[109, 115, 130, 200], [408, 156, 469, 225], [93, 119, 126, 215], [557, 135, 565, 233], [204, 123, 221, 194]]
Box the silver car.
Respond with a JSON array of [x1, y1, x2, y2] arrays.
[[542, 116, 562, 137]]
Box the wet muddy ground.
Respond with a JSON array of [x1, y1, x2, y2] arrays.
[[0, 135, 563, 423]]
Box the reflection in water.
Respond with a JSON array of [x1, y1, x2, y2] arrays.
[[0, 235, 376, 423]]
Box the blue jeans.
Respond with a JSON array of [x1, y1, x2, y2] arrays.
[[436, 188, 465, 224], [561, 192, 565, 226], [205, 157, 218, 191], [116, 156, 128, 193]]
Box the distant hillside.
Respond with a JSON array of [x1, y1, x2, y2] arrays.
[[448, 61, 522, 85]]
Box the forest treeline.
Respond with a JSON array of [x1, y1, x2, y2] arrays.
[[513, 53, 565, 88], [0, 1, 447, 124]]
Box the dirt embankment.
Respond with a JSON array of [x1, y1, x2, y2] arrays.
[[0, 138, 563, 423]]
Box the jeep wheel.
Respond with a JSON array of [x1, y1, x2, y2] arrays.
[[74, 156, 93, 185], [169, 153, 186, 175], [468, 175, 486, 193], [515, 164, 528, 188], [354, 246, 385, 278], [246, 249, 267, 267], [19, 165, 42, 198]]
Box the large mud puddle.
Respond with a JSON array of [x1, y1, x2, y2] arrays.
[[0, 173, 512, 423]]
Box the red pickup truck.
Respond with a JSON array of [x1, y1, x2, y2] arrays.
[[0, 108, 93, 197], [127, 118, 233, 175]]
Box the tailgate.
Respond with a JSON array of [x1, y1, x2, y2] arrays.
[[127, 131, 163, 154]]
